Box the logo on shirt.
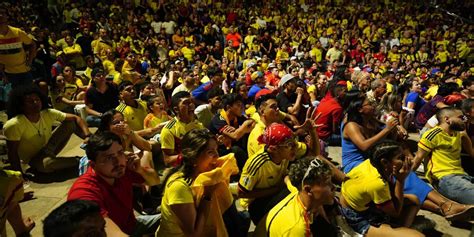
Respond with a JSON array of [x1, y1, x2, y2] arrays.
[[242, 176, 253, 188]]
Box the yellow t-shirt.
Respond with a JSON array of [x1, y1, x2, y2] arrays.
[[424, 85, 438, 100], [238, 150, 289, 208], [418, 126, 465, 182], [116, 100, 148, 131], [435, 51, 450, 63], [156, 172, 194, 237], [341, 159, 391, 212], [257, 192, 311, 237], [94, 39, 113, 61], [160, 117, 204, 152], [4, 109, 66, 163], [181, 46, 195, 62], [0, 26, 34, 73], [387, 51, 401, 63], [143, 112, 169, 129], [310, 47, 322, 62]]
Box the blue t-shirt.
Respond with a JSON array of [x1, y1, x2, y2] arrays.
[[248, 84, 263, 99], [405, 92, 425, 114], [191, 81, 213, 101]]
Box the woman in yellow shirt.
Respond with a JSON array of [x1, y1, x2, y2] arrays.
[[157, 129, 236, 237], [340, 141, 423, 236]]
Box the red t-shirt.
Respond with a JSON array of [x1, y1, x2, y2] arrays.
[[314, 95, 343, 139], [68, 167, 144, 234]]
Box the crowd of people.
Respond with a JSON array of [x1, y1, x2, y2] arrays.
[[1, 0, 474, 236]]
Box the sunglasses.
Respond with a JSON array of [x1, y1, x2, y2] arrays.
[[301, 159, 324, 187]]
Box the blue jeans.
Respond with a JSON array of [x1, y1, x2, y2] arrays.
[[86, 115, 101, 127], [131, 214, 161, 237], [438, 174, 474, 204]]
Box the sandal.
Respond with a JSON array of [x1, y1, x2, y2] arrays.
[[441, 200, 474, 221]]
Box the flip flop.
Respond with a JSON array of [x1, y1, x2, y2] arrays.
[[445, 205, 474, 222]]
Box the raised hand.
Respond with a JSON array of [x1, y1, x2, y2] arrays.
[[294, 106, 322, 130]]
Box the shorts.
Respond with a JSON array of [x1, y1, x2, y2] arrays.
[[340, 205, 388, 235]]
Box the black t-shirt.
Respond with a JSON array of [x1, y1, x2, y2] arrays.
[[276, 91, 297, 113], [85, 83, 120, 113]]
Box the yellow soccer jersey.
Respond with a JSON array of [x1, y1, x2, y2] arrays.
[[257, 192, 312, 237], [116, 100, 148, 131], [238, 151, 289, 208], [418, 126, 465, 182], [160, 117, 204, 152], [341, 159, 392, 212], [156, 172, 194, 237]]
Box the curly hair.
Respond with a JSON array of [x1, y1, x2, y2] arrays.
[[7, 85, 50, 118], [288, 157, 332, 191]]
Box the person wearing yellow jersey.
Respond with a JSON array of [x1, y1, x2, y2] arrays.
[[116, 81, 148, 132], [255, 157, 337, 237], [341, 141, 424, 236], [161, 91, 204, 166], [0, 10, 36, 88], [93, 28, 113, 62], [248, 92, 303, 158], [239, 108, 321, 224], [414, 107, 474, 205], [435, 45, 450, 64], [157, 129, 245, 237], [180, 41, 195, 63], [143, 96, 171, 139], [387, 45, 401, 63]]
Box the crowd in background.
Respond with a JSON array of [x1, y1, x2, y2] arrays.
[[1, 0, 474, 236]]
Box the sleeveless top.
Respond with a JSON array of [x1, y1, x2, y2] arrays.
[[341, 122, 365, 174]]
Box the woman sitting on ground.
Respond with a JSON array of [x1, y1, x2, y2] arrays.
[[341, 141, 424, 236], [157, 129, 244, 237]]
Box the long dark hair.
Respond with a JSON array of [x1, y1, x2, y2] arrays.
[[98, 109, 121, 132], [344, 91, 366, 125], [161, 129, 217, 189], [7, 85, 50, 118]]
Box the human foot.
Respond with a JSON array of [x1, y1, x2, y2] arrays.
[[441, 201, 474, 221]]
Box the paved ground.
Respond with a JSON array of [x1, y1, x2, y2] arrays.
[[3, 132, 474, 236]]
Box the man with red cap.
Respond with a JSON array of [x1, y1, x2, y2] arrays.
[[238, 108, 321, 224]]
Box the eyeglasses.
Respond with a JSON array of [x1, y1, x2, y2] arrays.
[[301, 159, 324, 187]]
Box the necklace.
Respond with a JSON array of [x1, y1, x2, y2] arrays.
[[31, 120, 43, 137]]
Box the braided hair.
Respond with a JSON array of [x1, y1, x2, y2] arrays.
[[368, 140, 403, 182]]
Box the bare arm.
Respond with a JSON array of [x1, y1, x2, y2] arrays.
[[7, 141, 22, 173], [104, 217, 128, 237], [412, 148, 430, 171], [220, 120, 255, 141], [64, 114, 91, 138], [162, 148, 179, 165], [85, 103, 102, 117], [343, 121, 394, 152]]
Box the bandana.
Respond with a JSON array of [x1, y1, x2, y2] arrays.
[[258, 123, 294, 146]]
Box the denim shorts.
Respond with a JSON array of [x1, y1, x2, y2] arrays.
[[340, 205, 389, 235]]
